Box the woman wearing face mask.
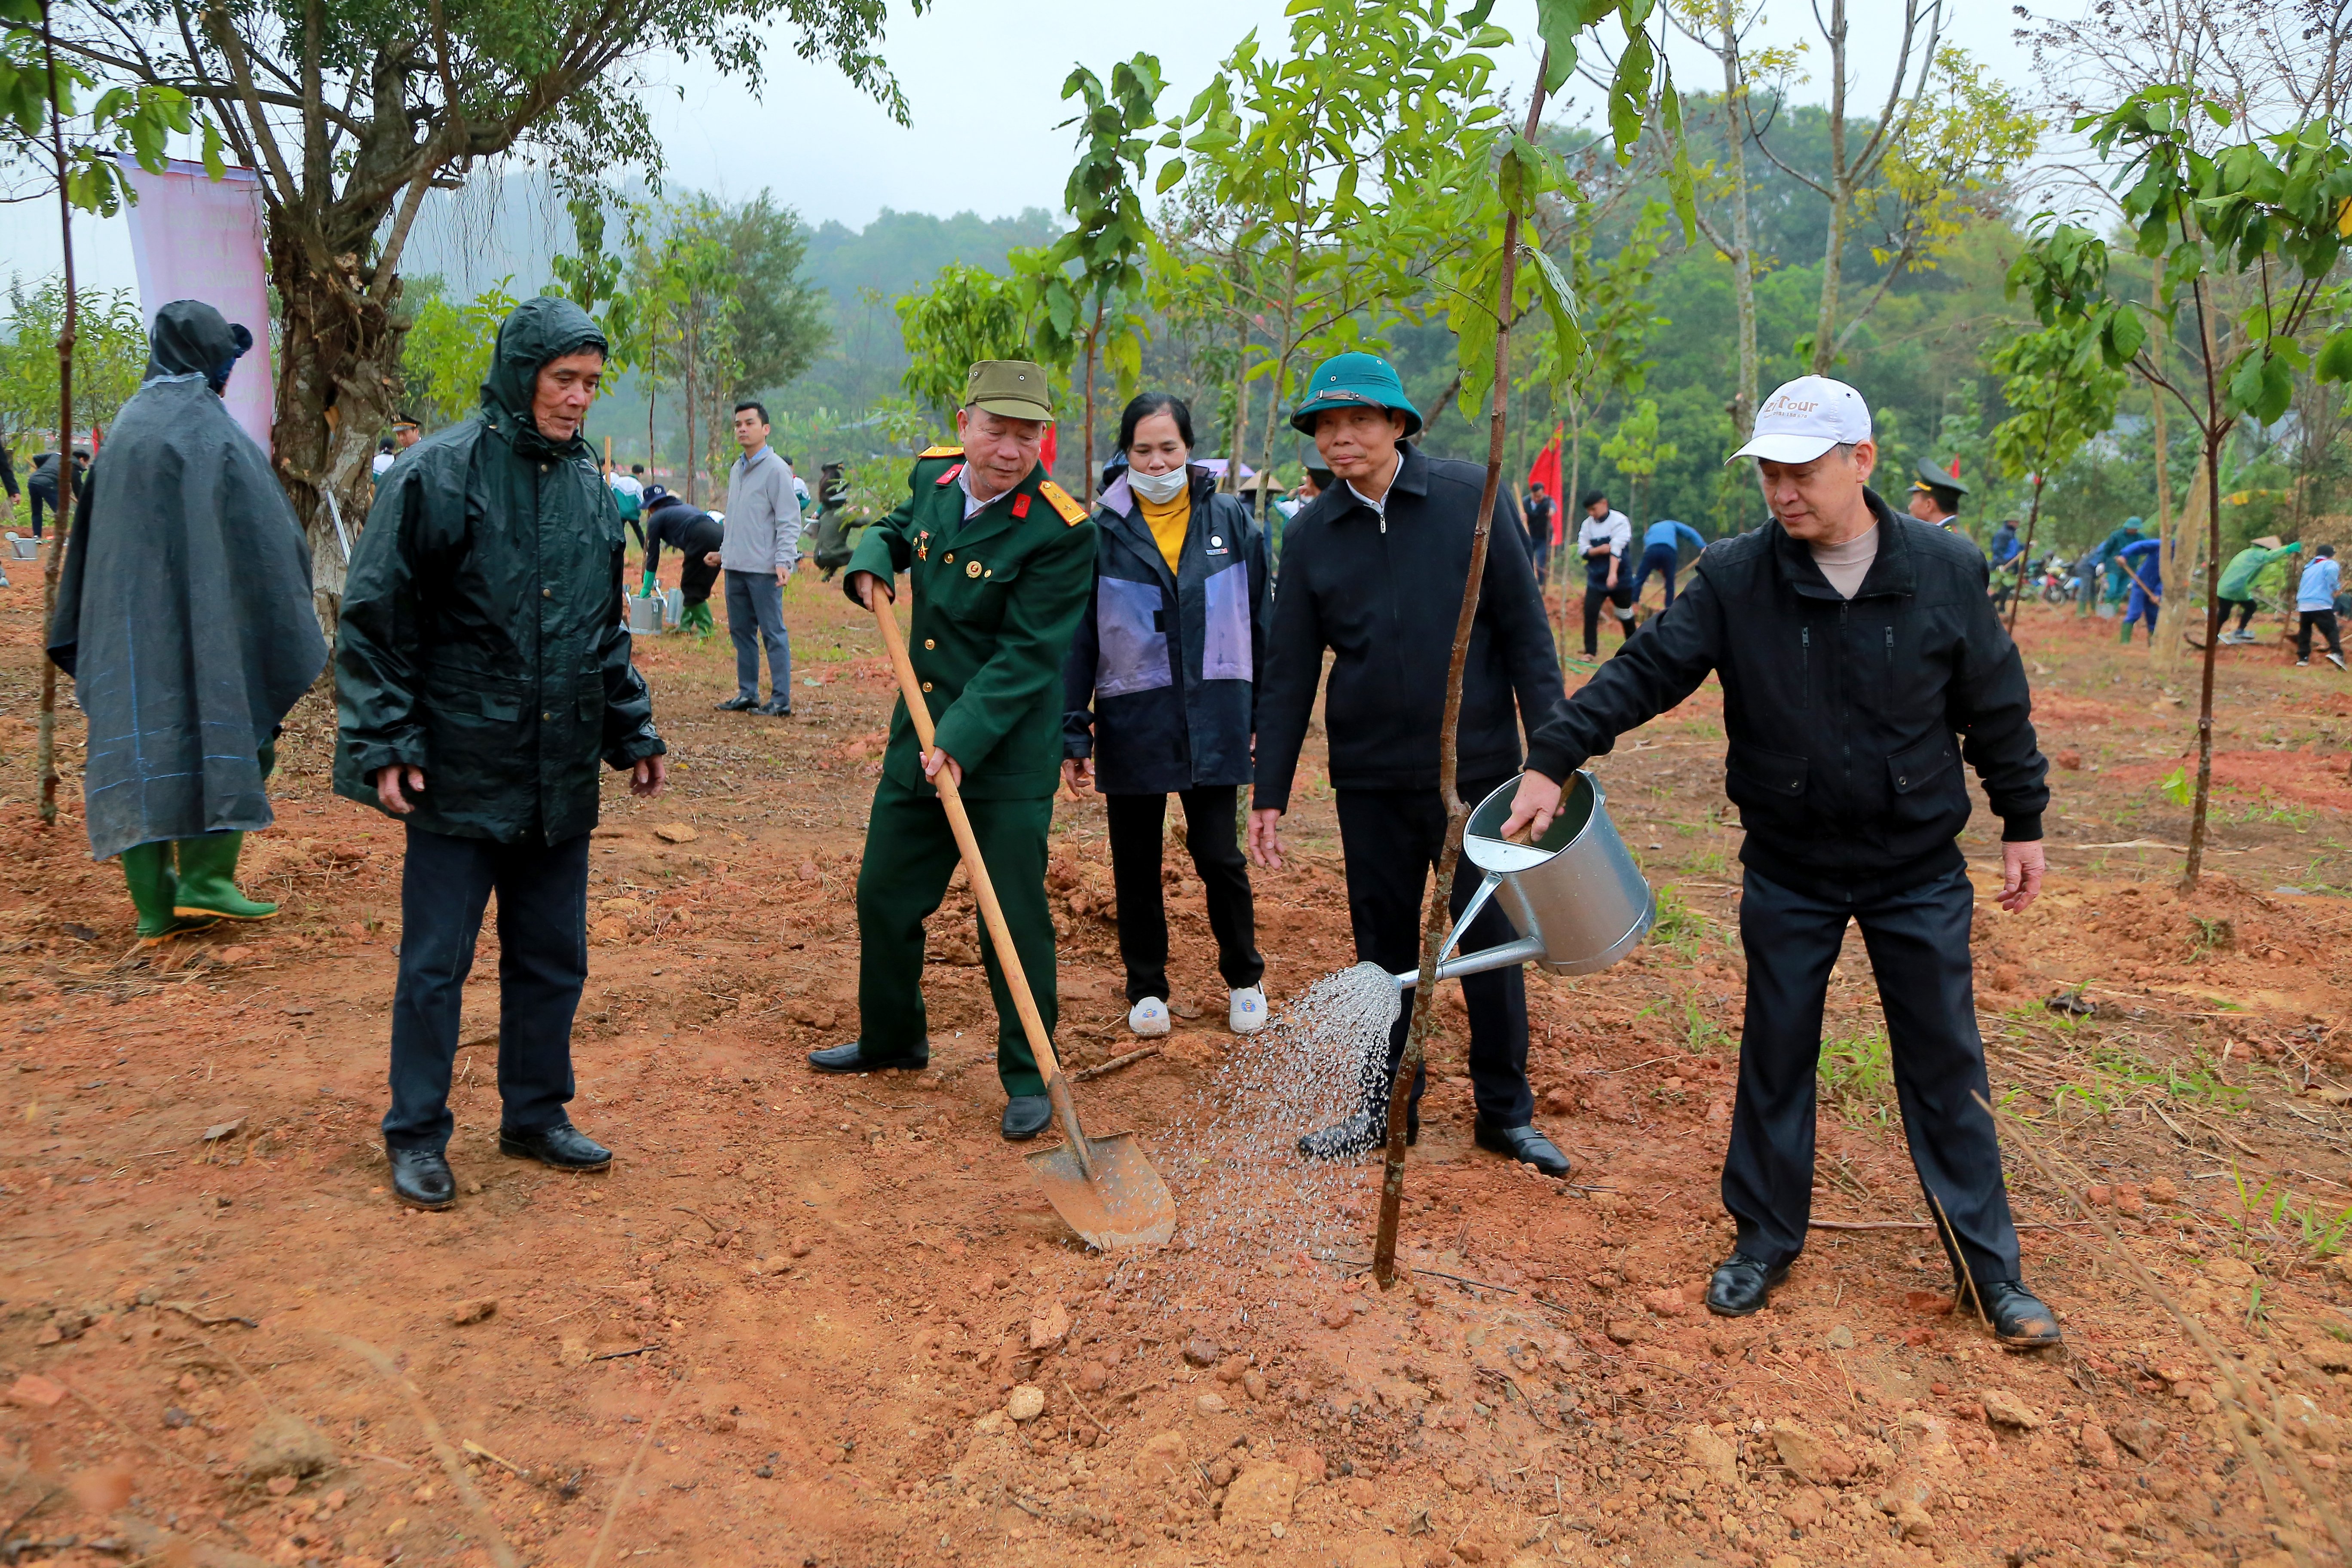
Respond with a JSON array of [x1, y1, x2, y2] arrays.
[[1063, 393, 1272, 1040]]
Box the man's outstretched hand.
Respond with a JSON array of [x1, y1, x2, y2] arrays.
[[632, 754, 668, 798], [1495, 770, 1565, 842], [1998, 840, 2046, 913]]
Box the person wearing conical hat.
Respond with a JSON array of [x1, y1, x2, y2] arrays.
[[1905, 459, 1966, 529], [818, 361, 1098, 1144]]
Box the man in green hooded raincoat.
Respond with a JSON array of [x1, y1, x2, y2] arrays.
[[335, 297, 668, 1211]]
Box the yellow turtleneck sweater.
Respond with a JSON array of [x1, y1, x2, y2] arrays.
[[1137, 488, 1189, 575]]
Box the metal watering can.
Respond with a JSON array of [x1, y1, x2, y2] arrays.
[[1393, 770, 1654, 991]]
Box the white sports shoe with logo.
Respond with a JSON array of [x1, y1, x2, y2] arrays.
[[1128, 997, 1171, 1038], [1229, 986, 1268, 1035]]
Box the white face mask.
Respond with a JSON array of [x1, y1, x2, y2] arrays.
[[1127, 465, 1189, 504]]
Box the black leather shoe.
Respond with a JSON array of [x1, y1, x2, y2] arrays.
[[808, 1040, 929, 1074], [499, 1121, 612, 1171], [1473, 1119, 1571, 1177], [387, 1146, 455, 1210], [1002, 1095, 1053, 1141], [1705, 1252, 1790, 1317], [1977, 1280, 2063, 1348], [755, 697, 793, 717], [714, 695, 759, 712], [1296, 1107, 1417, 1161]]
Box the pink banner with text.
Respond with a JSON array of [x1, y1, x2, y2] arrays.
[[121, 159, 274, 453]]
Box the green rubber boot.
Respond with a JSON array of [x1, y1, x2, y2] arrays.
[[680, 600, 714, 636], [172, 831, 278, 921], [2118, 621, 2133, 644], [121, 842, 219, 941]]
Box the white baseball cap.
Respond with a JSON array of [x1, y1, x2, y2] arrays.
[[1727, 376, 1873, 464]]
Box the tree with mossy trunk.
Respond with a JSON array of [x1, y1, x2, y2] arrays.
[[46, 0, 913, 629]]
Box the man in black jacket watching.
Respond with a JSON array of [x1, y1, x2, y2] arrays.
[[1250, 352, 1573, 1178], [1498, 375, 2061, 1348]]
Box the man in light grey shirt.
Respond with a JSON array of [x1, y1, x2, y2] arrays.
[[717, 400, 801, 716]]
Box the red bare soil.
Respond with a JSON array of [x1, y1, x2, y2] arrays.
[[2, 572, 2349, 1568]]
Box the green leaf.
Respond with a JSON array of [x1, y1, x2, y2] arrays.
[[1608, 28, 1654, 164], [1534, 0, 1593, 92], [1154, 157, 1185, 194], [2316, 327, 2352, 384]]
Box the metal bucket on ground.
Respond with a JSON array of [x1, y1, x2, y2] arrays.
[[627, 594, 662, 635], [1393, 769, 1654, 990], [662, 587, 684, 631], [6, 534, 37, 560]]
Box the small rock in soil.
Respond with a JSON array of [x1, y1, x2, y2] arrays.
[[1220, 1460, 1300, 1528], [1216, 1354, 1249, 1384], [1183, 1334, 1219, 1366], [1075, 1360, 1109, 1393], [244, 1411, 333, 1480], [2078, 1421, 2118, 1468], [1005, 1385, 1045, 1422], [6, 1375, 66, 1409], [1979, 1388, 2041, 1430], [448, 1297, 497, 1326], [1241, 1369, 1267, 1401], [1605, 1320, 1643, 1345], [1319, 1301, 1354, 1331], [1197, 1392, 1229, 1414]]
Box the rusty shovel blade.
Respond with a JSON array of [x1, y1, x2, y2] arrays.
[[1024, 1132, 1176, 1251]]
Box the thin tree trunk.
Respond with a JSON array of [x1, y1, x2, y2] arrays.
[[2181, 280, 2225, 890], [1082, 301, 1100, 506], [1715, 0, 1760, 433], [2005, 453, 2049, 637], [1809, 0, 1850, 377], [684, 314, 698, 509], [1227, 325, 1251, 498], [1372, 60, 1552, 1289], [36, 0, 76, 830]]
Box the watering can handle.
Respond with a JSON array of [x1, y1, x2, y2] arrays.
[[1438, 871, 1506, 965]]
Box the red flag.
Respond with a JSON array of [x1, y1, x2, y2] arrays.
[[1527, 424, 1564, 542], [1948, 455, 1962, 480], [1040, 423, 1058, 478]]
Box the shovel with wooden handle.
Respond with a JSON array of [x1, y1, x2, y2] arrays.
[[867, 589, 1176, 1251]]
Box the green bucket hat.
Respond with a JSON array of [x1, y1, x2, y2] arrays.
[[1290, 351, 1422, 438]]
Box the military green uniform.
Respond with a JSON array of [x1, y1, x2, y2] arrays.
[[841, 446, 1096, 1093]]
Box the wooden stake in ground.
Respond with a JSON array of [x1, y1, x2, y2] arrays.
[[34, 0, 77, 830], [1372, 64, 1550, 1289]]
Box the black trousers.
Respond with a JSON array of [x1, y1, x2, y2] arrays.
[[2217, 595, 2257, 633], [1335, 778, 1532, 1127], [1729, 866, 2023, 1287], [2298, 609, 2343, 658], [1581, 580, 1633, 655], [383, 824, 591, 1152], [1105, 787, 1263, 1003]]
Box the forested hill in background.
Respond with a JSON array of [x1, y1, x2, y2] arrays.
[[386, 168, 1054, 466]]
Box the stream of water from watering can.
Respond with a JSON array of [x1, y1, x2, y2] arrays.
[[1105, 962, 1402, 1327]]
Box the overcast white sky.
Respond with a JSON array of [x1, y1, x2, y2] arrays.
[[4, 0, 2040, 294]]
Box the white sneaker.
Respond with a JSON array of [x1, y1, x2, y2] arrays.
[[1128, 997, 1171, 1038], [1229, 986, 1268, 1035], [2330, 652, 2348, 672]]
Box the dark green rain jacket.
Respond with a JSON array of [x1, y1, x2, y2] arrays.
[[333, 297, 663, 843]]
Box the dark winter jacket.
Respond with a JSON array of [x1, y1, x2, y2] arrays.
[[332, 296, 665, 845], [1535, 490, 2049, 903], [46, 300, 326, 861], [643, 493, 725, 606], [1253, 441, 1569, 810], [1062, 467, 1269, 794]]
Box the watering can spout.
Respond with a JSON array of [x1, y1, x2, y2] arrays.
[[1392, 934, 1547, 990]]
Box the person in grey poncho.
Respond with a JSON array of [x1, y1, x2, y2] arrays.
[[47, 300, 326, 940]]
